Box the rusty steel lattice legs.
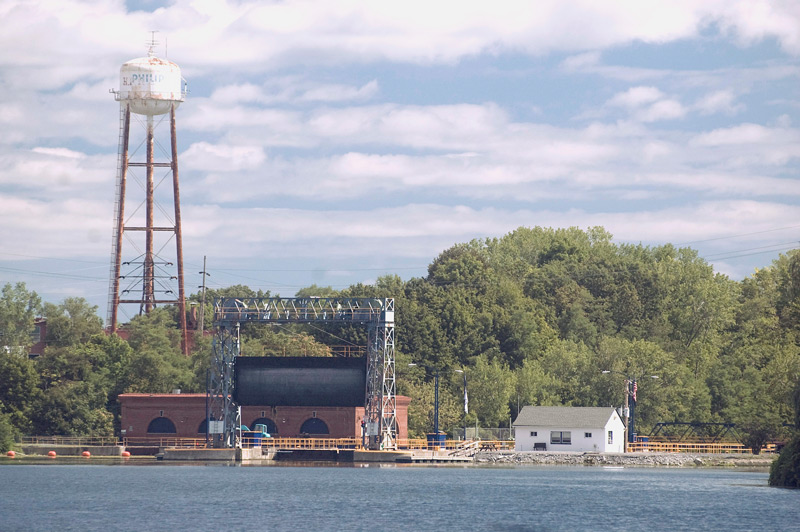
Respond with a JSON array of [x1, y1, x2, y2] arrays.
[[107, 103, 188, 355]]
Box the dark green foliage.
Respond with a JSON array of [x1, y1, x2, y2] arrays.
[[770, 435, 800, 488], [0, 413, 17, 452], [7, 227, 800, 442], [0, 282, 42, 354], [769, 380, 800, 488], [0, 351, 40, 433], [31, 380, 114, 437], [739, 418, 780, 455], [43, 298, 103, 347]]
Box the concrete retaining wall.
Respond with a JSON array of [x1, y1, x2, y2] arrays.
[[21, 444, 124, 457], [161, 448, 236, 461]]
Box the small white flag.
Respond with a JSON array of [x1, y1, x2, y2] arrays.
[[464, 373, 469, 414]]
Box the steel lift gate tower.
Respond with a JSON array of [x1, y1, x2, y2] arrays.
[[210, 297, 396, 450], [107, 37, 189, 355]]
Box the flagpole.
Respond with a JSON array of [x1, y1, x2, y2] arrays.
[[463, 371, 468, 441]]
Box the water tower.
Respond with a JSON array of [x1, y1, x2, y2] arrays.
[[107, 35, 189, 355]]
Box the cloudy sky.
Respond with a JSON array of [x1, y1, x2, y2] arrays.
[[1, 0, 799, 324]]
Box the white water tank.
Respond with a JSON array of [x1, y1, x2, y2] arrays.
[[117, 53, 185, 115]]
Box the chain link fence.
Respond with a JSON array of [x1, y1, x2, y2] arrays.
[[452, 427, 514, 440]]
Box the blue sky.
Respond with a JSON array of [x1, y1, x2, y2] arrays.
[[1, 0, 799, 324]]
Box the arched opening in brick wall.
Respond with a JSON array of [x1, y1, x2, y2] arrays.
[[249, 417, 278, 435], [147, 417, 177, 434], [299, 417, 329, 435]]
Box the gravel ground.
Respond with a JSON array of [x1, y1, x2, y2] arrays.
[[474, 450, 777, 467]]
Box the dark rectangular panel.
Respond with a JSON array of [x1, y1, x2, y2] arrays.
[[233, 356, 366, 407]]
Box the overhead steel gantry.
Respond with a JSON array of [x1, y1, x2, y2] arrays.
[[211, 297, 396, 450]]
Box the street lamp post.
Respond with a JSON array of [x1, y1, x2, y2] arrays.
[[601, 370, 659, 451], [409, 363, 463, 446]]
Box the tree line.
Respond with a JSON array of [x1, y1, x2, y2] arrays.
[[1, 226, 799, 449]]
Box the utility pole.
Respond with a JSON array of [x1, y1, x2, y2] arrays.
[[198, 256, 210, 332]]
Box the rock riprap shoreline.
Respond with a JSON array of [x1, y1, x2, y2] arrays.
[[474, 451, 776, 467]]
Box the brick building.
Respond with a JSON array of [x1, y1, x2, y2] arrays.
[[119, 392, 410, 441]]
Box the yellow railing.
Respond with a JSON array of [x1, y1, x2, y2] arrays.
[[256, 437, 362, 450], [628, 440, 778, 454], [26, 435, 778, 455], [123, 437, 208, 448], [121, 436, 516, 451]]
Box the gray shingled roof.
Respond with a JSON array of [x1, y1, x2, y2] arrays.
[[512, 406, 617, 428]]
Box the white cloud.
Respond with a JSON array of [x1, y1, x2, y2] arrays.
[[209, 78, 379, 105], [688, 123, 800, 167], [637, 99, 687, 122], [182, 142, 266, 172], [2, 1, 798, 91], [0, 194, 111, 258], [173, 200, 800, 272], [0, 148, 112, 193], [604, 86, 686, 122], [694, 90, 744, 115], [717, 0, 800, 54], [607, 86, 665, 108], [1, 0, 798, 316], [31, 147, 85, 159], [692, 123, 776, 145]]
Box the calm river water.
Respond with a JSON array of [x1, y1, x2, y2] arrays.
[[1, 461, 798, 531]]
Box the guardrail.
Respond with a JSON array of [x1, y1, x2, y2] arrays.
[[257, 437, 362, 450], [123, 437, 208, 448], [628, 441, 778, 454], [35, 435, 775, 455], [21, 436, 122, 446]]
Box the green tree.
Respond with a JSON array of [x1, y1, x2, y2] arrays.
[[240, 326, 333, 357], [769, 380, 800, 487], [0, 282, 41, 355], [43, 298, 103, 347], [403, 377, 463, 438], [295, 285, 338, 297], [466, 350, 516, 427], [0, 351, 40, 433], [123, 308, 195, 393], [514, 357, 562, 409], [0, 413, 16, 452], [31, 380, 113, 436], [35, 332, 135, 436]]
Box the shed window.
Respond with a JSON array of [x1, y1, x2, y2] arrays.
[[550, 431, 571, 445], [530, 431, 537, 437], [584, 432, 592, 438]]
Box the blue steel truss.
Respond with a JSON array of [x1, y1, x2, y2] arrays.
[[211, 297, 396, 450]]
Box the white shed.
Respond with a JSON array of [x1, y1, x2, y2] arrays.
[[513, 406, 625, 453]]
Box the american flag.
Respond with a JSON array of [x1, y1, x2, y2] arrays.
[[632, 380, 638, 403]]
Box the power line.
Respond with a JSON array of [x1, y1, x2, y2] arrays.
[[677, 225, 800, 246], [0, 266, 106, 282], [702, 241, 799, 259], [702, 245, 798, 261], [0, 252, 105, 264], [210, 266, 427, 273]]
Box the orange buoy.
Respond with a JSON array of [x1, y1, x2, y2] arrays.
[[121, 451, 131, 458], [82, 451, 91, 458], [6, 451, 15, 458], [48, 450, 57, 458]]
